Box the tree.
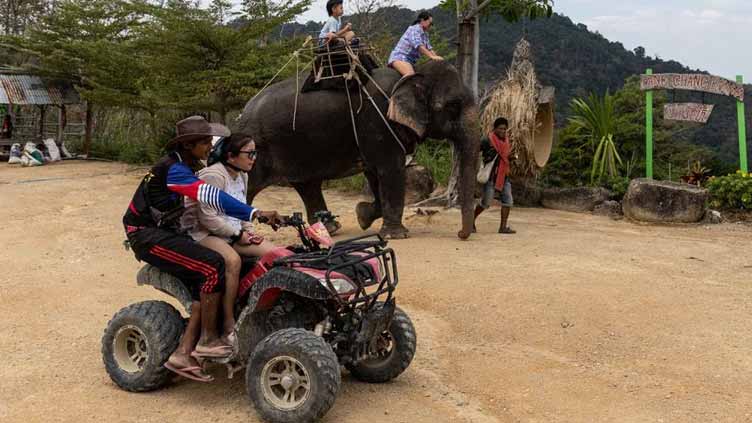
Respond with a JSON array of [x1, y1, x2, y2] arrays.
[[139, 1, 308, 124], [1, 0, 150, 153], [241, 0, 311, 46], [0, 0, 53, 35]]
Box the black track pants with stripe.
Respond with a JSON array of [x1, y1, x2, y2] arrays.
[[127, 227, 225, 300]]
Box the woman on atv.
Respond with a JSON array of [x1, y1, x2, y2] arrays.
[[122, 116, 281, 382], [182, 133, 277, 350]]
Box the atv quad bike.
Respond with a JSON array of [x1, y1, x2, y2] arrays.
[[102, 212, 416, 423]]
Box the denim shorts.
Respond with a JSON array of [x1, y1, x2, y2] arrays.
[[479, 178, 513, 209]]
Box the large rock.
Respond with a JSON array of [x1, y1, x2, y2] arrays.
[[362, 165, 436, 205], [542, 186, 610, 212], [622, 178, 709, 223], [510, 177, 543, 207]]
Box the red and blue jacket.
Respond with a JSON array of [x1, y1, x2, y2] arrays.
[[123, 152, 256, 233]]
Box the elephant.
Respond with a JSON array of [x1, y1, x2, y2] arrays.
[[235, 60, 480, 240]]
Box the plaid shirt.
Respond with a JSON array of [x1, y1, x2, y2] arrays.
[[388, 24, 432, 65]]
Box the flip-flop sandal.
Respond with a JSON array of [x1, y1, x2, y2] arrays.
[[191, 344, 233, 359], [164, 362, 214, 383]]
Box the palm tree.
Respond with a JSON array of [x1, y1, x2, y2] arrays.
[[568, 92, 622, 184]]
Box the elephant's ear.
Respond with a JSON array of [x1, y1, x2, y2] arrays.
[[387, 74, 429, 139]]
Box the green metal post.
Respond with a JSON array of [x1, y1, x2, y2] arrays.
[[737, 75, 748, 173], [645, 68, 653, 179]]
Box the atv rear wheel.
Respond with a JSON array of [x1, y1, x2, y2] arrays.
[[102, 301, 184, 392], [346, 305, 416, 383], [247, 328, 340, 423]]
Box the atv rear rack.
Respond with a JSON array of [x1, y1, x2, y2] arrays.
[[273, 233, 398, 309]]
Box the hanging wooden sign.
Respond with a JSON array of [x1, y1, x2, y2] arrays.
[[663, 103, 715, 123], [640, 73, 744, 101]]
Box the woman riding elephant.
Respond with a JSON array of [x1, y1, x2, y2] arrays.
[[388, 11, 443, 77]]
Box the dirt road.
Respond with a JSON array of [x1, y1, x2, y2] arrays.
[[1, 161, 751, 422]]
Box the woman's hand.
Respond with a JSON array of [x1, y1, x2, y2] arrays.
[[255, 210, 282, 229], [432, 54, 444, 61]]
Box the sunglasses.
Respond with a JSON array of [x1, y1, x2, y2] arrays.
[[238, 150, 258, 159]]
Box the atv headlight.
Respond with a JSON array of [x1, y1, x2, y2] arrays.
[[320, 278, 356, 294]]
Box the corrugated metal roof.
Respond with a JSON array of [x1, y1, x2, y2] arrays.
[[0, 74, 79, 105]]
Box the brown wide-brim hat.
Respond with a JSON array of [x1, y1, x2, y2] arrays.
[[166, 115, 231, 149]]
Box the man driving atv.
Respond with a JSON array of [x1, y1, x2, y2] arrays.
[[122, 116, 281, 382]]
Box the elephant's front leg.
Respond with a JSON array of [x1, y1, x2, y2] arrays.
[[291, 180, 341, 235], [376, 165, 409, 239], [356, 169, 383, 230]]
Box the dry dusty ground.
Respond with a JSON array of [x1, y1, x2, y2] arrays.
[[1, 161, 751, 423]]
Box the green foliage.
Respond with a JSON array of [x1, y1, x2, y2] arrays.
[[591, 134, 622, 184], [64, 108, 181, 163], [1, 0, 150, 108], [543, 75, 729, 189], [603, 175, 629, 200], [439, 0, 553, 21], [707, 171, 752, 209], [568, 91, 616, 149], [566, 91, 622, 183], [415, 139, 453, 186]]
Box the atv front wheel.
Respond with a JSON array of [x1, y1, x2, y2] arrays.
[[247, 328, 340, 423], [102, 301, 184, 392], [347, 305, 416, 383]]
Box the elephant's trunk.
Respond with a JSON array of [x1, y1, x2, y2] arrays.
[[456, 106, 481, 240]]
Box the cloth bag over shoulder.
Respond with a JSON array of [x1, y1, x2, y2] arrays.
[[476, 158, 495, 184]]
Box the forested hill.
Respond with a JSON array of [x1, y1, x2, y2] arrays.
[[276, 7, 748, 165]]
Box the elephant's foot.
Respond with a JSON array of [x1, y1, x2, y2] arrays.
[[356, 202, 381, 230], [380, 223, 410, 239], [324, 219, 342, 235], [457, 229, 471, 240]]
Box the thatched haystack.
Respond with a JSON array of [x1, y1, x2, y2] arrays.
[[480, 38, 555, 177]]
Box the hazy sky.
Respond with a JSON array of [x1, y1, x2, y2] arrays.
[[217, 0, 748, 80], [296, 0, 747, 80]]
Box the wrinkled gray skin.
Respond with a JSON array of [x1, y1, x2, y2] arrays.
[[236, 60, 480, 239]]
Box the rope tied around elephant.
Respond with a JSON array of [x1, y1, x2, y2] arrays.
[[239, 38, 406, 155]]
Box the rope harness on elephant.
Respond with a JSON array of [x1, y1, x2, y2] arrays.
[[240, 37, 407, 155]]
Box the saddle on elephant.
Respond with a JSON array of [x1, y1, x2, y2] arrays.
[[301, 38, 379, 93]]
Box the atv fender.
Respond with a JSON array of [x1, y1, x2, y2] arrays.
[[234, 267, 332, 361], [246, 267, 331, 312], [136, 265, 193, 313]]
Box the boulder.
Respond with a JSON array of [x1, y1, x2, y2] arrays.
[[362, 164, 436, 205], [510, 177, 543, 207], [542, 186, 610, 212], [622, 178, 709, 223], [593, 200, 623, 219]]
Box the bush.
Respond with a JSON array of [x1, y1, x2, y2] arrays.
[[707, 171, 752, 209], [604, 176, 629, 200]]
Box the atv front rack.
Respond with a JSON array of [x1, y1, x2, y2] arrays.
[[273, 233, 398, 309]]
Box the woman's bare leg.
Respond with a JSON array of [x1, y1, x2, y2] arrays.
[[390, 60, 415, 77], [233, 240, 276, 258], [199, 236, 241, 338]]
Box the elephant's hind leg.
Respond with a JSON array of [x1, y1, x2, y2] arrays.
[[291, 180, 341, 235]]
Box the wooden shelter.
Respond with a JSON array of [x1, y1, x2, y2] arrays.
[[0, 71, 83, 156]]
